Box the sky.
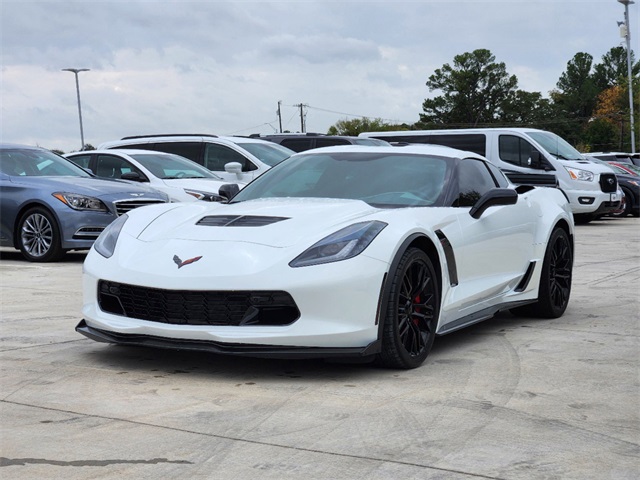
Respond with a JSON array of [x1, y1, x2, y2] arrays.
[[1, 0, 638, 153]]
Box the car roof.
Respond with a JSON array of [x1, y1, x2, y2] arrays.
[[97, 134, 279, 149], [293, 143, 487, 160], [67, 149, 177, 156]]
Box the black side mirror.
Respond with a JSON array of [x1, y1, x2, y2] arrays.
[[121, 172, 145, 182], [218, 183, 240, 201], [469, 188, 518, 219]]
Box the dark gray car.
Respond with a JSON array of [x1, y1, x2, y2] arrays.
[[0, 144, 168, 262]]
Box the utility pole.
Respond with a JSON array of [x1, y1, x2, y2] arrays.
[[618, 0, 636, 153], [62, 68, 90, 151], [277, 101, 283, 133], [298, 103, 307, 133]]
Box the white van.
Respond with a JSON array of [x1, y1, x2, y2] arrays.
[[360, 128, 621, 222]]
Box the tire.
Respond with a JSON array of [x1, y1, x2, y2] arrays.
[[573, 213, 595, 225], [377, 248, 439, 369], [512, 228, 572, 318], [17, 207, 65, 262], [618, 188, 632, 217]]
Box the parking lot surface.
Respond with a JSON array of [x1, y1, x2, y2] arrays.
[[1, 216, 639, 480]]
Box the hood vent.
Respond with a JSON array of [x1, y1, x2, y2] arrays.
[[196, 215, 290, 227]]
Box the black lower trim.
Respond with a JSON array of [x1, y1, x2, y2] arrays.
[[515, 261, 536, 292], [436, 299, 536, 335], [76, 320, 380, 359]]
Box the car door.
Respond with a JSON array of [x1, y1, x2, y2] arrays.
[[441, 158, 537, 321]]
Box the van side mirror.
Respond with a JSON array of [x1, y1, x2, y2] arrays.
[[469, 188, 518, 219], [218, 183, 240, 201], [528, 151, 542, 169]]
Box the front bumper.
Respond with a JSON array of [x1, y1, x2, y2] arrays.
[[76, 320, 380, 359]]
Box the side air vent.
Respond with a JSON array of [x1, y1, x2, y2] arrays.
[[196, 215, 290, 227]]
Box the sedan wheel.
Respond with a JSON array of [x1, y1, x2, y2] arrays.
[[378, 248, 439, 369], [18, 207, 64, 262]]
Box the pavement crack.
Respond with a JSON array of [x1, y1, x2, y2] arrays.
[[0, 457, 192, 467]]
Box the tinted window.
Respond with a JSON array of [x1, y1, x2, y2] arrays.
[[96, 154, 142, 180], [499, 135, 534, 167], [485, 162, 510, 188], [67, 154, 92, 169], [279, 138, 314, 152], [315, 138, 350, 148], [367, 133, 486, 155], [204, 143, 255, 172], [150, 142, 203, 165], [233, 141, 293, 166], [454, 159, 497, 207]]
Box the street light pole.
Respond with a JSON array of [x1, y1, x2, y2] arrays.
[[618, 0, 636, 153], [62, 68, 90, 151]]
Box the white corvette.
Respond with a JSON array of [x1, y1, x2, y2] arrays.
[[77, 144, 574, 369]]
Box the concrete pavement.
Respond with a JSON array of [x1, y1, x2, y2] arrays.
[[1, 216, 638, 479]]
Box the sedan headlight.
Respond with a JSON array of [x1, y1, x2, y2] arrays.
[[564, 167, 594, 182], [184, 189, 225, 202], [290, 221, 387, 268], [93, 214, 128, 258], [52, 192, 108, 211]]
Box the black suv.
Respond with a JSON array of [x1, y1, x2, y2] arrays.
[[250, 133, 390, 153]]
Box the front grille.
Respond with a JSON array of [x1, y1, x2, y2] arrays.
[[197, 215, 289, 227], [599, 173, 618, 193], [98, 280, 300, 326], [113, 199, 166, 216]]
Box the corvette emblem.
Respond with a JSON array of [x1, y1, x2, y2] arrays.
[[173, 255, 203, 269]]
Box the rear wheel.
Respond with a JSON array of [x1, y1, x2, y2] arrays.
[[17, 207, 65, 262], [377, 248, 439, 369], [512, 228, 572, 318]]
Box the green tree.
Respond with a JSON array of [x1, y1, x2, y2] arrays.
[[593, 46, 639, 90], [327, 117, 407, 136], [419, 49, 519, 127]]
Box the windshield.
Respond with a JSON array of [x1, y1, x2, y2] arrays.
[[0, 148, 92, 177], [526, 131, 583, 161], [130, 153, 222, 180], [231, 151, 451, 208], [612, 162, 640, 176], [234, 141, 294, 167]]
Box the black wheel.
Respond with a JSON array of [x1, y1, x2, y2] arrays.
[[377, 248, 439, 369], [17, 207, 65, 262], [616, 188, 632, 217], [513, 228, 572, 318], [573, 213, 595, 225]]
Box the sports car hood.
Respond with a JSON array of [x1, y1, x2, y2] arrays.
[[136, 198, 382, 248]]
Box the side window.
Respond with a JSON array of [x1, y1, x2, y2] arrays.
[[204, 143, 256, 172], [68, 154, 92, 170], [95, 155, 134, 179], [150, 142, 202, 164], [315, 138, 350, 148], [499, 135, 535, 167], [454, 159, 497, 207], [485, 162, 510, 188], [279, 138, 313, 152]]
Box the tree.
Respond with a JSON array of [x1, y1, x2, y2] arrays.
[[419, 49, 519, 127], [593, 46, 639, 90], [327, 117, 407, 136]]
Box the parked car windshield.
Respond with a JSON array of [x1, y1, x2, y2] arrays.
[[0, 148, 92, 177], [129, 153, 222, 179], [233, 142, 294, 167], [231, 151, 451, 208], [526, 131, 583, 161]]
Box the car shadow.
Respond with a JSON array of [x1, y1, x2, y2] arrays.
[[76, 311, 540, 380], [0, 248, 87, 263]]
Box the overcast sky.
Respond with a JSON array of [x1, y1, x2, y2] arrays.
[[1, 0, 638, 152]]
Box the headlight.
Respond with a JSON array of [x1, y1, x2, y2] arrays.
[[289, 221, 387, 268], [52, 192, 108, 211], [184, 189, 225, 202], [93, 214, 128, 258], [564, 167, 594, 182]]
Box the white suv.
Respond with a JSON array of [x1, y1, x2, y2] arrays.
[[98, 134, 295, 183]]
